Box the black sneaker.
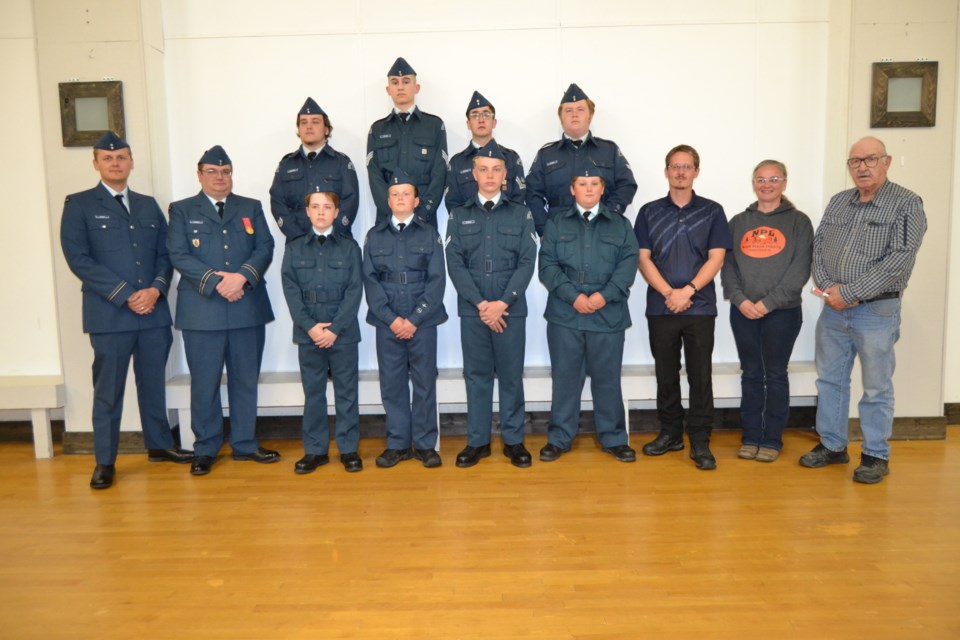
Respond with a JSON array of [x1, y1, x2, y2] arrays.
[[853, 454, 889, 484], [798, 443, 850, 468]]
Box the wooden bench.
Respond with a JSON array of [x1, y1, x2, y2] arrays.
[[167, 362, 818, 450], [0, 376, 66, 459]]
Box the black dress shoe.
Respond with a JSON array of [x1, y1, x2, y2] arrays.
[[90, 464, 115, 489], [340, 452, 363, 473], [503, 443, 532, 468], [602, 444, 637, 462], [148, 448, 194, 464], [294, 453, 329, 474], [191, 456, 214, 476], [689, 443, 717, 470], [414, 448, 442, 468], [642, 433, 685, 456], [232, 447, 281, 463], [539, 442, 570, 462], [375, 448, 413, 468], [456, 444, 491, 468]]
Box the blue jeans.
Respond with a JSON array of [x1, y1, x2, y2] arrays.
[[814, 299, 901, 460], [730, 306, 803, 451]]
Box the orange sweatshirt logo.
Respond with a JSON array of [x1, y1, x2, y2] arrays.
[[740, 226, 785, 258]]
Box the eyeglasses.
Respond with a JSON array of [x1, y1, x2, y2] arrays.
[[669, 163, 695, 172], [202, 168, 233, 177], [846, 155, 886, 168], [468, 111, 494, 121], [753, 176, 785, 185]]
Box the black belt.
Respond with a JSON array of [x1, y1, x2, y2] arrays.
[[861, 292, 900, 303], [467, 258, 517, 273], [378, 271, 426, 284], [564, 266, 611, 284]]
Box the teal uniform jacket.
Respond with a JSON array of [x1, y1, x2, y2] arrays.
[[539, 204, 639, 332], [60, 183, 173, 334], [445, 197, 537, 318], [281, 232, 362, 345], [167, 192, 275, 330]]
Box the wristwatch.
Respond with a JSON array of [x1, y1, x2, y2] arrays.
[[686, 281, 699, 293]]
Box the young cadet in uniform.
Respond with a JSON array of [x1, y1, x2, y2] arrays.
[[634, 144, 732, 471], [270, 97, 360, 240], [538, 168, 639, 463], [61, 132, 193, 490], [281, 190, 363, 474], [366, 57, 448, 228], [444, 90, 526, 213], [168, 145, 278, 476], [526, 83, 637, 237], [362, 173, 448, 468], [445, 141, 537, 468]]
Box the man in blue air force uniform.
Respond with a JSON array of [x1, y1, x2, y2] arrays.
[[270, 97, 360, 240], [366, 57, 448, 228], [526, 83, 637, 237], [444, 90, 526, 213], [445, 141, 537, 469], [167, 145, 278, 476], [538, 167, 640, 463], [363, 172, 448, 469], [61, 131, 193, 490]]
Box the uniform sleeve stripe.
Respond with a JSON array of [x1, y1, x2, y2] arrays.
[[198, 269, 216, 293], [107, 281, 127, 302], [240, 263, 260, 283]]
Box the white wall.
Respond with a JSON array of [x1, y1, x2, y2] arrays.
[[160, 0, 830, 377], [0, 0, 62, 377]]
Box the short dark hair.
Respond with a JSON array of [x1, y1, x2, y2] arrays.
[[665, 144, 700, 169], [296, 113, 333, 140]]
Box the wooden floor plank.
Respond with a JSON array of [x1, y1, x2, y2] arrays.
[[0, 427, 958, 639]]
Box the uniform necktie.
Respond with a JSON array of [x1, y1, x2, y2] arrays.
[[400, 112, 410, 123], [572, 139, 583, 148], [114, 194, 128, 212], [483, 200, 494, 211], [583, 210, 592, 222], [216, 201, 224, 219], [397, 222, 406, 233], [307, 151, 317, 161], [318, 235, 327, 245]]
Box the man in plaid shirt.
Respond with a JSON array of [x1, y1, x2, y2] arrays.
[[799, 137, 927, 484]]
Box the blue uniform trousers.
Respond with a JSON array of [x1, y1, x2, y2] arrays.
[[460, 316, 526, 447], [546, 323, 628, 450], [89, 326, 174, 464], [375, 325, 439, 450], [182, 326, 265, 458], [298, 341, 360, 456]]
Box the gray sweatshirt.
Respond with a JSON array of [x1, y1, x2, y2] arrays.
[[720, 197, 814, 312]]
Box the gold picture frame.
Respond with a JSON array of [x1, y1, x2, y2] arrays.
[[58, 81, 125, 146], [870, 61, 938, 128]]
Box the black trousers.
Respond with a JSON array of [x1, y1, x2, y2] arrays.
[[647, 315, 716, 444]]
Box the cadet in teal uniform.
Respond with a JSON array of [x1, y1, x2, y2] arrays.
[[445, 141, 537, 468], [363, 173, 447, 468], [526, 83, 637, 236], [444, 90, 526, 213], [168, 145, 278, 476], [366, 57, 448, 228], [538, 168, 639, 463], [281, 190, 363, 474], [60, 131, 193, 490], [270, 97, 360, 240]]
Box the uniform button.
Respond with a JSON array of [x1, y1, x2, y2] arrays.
[[135, 261, 141, 266], [193, 229, 199, 234], [223, 229, 228, 234], [101, 224, 107, 229], [130, 225, 135, 230], [225, 261, 231, 266], [224, 245, 229, 249], [132, 243, 138, 247], [138, 280, 143, 284]]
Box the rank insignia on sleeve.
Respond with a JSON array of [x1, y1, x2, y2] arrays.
[[192, 238, 200, 248], [242, 217, 254, 234]]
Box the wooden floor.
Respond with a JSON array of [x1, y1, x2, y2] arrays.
[[1, 427, 958, 640]]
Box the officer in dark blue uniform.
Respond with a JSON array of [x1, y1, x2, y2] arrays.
[[168, 145, 278, 476], [270, 97, 360, 240], [61, 131, 193, 489], [366, 57, 448, 228], [538, 167, 639, 463], [444, 90, 526, 213], [526, 83, 638, 236], [446, 141, 537, 469], [281, 189, 363, 474], [362, 173, 448, 468]]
